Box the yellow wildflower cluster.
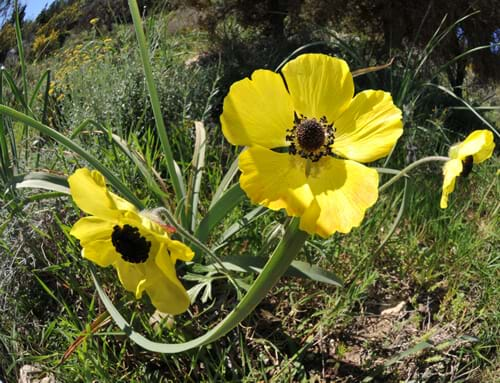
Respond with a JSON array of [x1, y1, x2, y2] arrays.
[[32, 29, 60, 57], [52, 38, 114, 84]]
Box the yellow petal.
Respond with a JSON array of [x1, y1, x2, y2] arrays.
[[68, 168, 120, 220], [81, 239, 118, 267], [70, 216, 114, 243], [332, 90, 403, 163], [299, 158, 379, 237], [449, 130, 495, 163], [115, 260, 147, 298], [282, 54, 353, 122], [238, 146, 313, 216], [109, 192, 138, 213], [150, 248, 191, 315], [165, 239, 195, 263], [220, 69, 294, 148], [440, 159, 463, 209]]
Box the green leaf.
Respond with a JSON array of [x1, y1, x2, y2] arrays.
[[385, 340, 434, 366], [288, 260, 343, 287], [204, 255, 343, 287], [214, 206, 268, 249], [195, 183, 245, 243], [376, 178, 409, 253], [187, 121, 207, 232], [111, 133, 166, 202], [10, 172, 70, 194], [209, 155, 239, 208], [425, 83, 499, 137], [128, 0, 185, 205]]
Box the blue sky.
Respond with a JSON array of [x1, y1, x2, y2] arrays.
[[25, 0, 56, 20]]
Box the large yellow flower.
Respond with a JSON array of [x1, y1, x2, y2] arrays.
[[440, 130, 495, 208], [221, 54, 403, 237], [68, 168, 194, 315]]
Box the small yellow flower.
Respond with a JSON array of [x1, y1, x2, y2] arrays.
[[103, 38, 113, 44], [68, 168, 194, 315], [89, 17, 99, 25], [440, 130, 495, 208], [221, 54, 403, 237]]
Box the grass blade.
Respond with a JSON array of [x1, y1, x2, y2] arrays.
[[195, 183, 245, 243], [209, 154, 239, 208], [204, 255, 343, 287], [127, 0, 185, 208], [425, 83, 499, 137], [188, 121, 207, 232], [10, 172, 70, 194]]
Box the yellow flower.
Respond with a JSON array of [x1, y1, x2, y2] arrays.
[[68, 168, 194, 315], [440, 130, 495, 209], [89, 17, 99, 25], [221, 54, 403, 237]]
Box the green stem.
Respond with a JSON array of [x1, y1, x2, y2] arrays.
[[128, 0, 185, 209], [93, 217, 309, 353], [379, 156, 449, 193]]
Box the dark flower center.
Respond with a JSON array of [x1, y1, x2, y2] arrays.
[[460, 155, 473, 177], [296, 119, 325, 151], [286, 113, 335, 162], [111, 224, 151, 264]]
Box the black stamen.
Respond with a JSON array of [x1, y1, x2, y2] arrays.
[[111, 224, 151, 264], [286, 114, 335, 162], [296, 118, 325, 151], [460, 155, 473, 177]]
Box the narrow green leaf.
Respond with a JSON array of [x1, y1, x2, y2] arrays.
[[70, 119, 106, 139], [111, 133, 166, 202], [195, 183, 245, 243], [11, 172, 70, 194], [14, 0, 28, 107], [28, 69, 50, 109], [188, 121, 207, 232], [204, 255, 343, 287], [425, 83, 499, 137], [385, 341, 434, 366], [214, 206, 268, 249], [1, 69, 30, 112], [128, 0, 185, 206], [209, 154, 239, 208], [288, 260, 343, 287], [376, 178, 408, 253]]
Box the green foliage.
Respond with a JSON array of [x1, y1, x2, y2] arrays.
[[0, 23, 16, 61], [0, 2, 498, 382], [190, 0, 500, 83]]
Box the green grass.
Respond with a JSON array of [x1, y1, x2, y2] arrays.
[[1, 6, 499, 383]]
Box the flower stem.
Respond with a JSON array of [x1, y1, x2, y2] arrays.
[[378, 156, 449, 193]]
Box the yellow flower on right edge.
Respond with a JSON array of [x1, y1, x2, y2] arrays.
[[440, 130, 495, 208]]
